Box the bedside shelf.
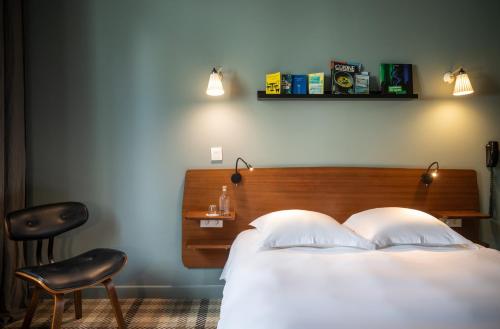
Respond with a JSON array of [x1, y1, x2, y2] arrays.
[[257, 91, 418, 100], [430, 210, 490, 219], [184, 210, 236, 221], [430, 210, 490, 247], [186, 240, 232, 251]]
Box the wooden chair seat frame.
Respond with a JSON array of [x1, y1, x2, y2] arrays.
[[5, 203, 127, 329], [18, 260, 127, 329]]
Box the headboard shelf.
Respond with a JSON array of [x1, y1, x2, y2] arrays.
[[182, 166, 481, 268], [186, 240, 232, 250], [184, 210, 236, 221], [430, 210, 490, 219]]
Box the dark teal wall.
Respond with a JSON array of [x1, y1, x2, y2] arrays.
[[25, 0, 500, 297]]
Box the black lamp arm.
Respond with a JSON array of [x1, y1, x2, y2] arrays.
[[231, 157, 253, 185], [425, 161, 439, 174], [235, 157, 251, 172], [421, 161, 440, 187]]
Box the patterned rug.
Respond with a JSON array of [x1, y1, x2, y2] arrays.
[[6, 299, 221, 329]]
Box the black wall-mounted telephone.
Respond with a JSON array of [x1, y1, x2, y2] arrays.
[[486, 141, 498, 218], [486, 141, 499, 168]]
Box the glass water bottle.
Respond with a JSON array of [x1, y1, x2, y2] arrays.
[[219, 185, 230, 215]]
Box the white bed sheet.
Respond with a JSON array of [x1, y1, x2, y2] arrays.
[[218, 229, 500, 329]]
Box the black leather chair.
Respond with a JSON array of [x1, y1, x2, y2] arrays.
[[4, 202, 127, 329]]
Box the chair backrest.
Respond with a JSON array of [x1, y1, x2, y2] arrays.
[[5, 202, 88, 241]]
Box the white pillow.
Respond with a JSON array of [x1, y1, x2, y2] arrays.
[[344, 207, 474, 249], [249, 209, 374, 249]]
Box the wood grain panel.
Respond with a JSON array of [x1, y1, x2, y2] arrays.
[[182, 167, 480, 268]]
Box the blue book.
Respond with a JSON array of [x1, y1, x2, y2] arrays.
[[292, 75, 307, 94]]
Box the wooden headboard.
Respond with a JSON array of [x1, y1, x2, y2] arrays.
[[182, 167, 480, 268]]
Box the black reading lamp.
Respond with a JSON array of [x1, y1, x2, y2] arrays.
[[231, 157, 254, 185], [421, 161, 439, 187]]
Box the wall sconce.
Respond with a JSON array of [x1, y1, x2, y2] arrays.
[[421, 161, 439, 187], [231, 157, 254, 185], [206, 67, 224, 96], [443, 67, 474, 96]]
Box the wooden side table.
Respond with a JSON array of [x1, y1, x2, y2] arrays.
[[430, 210, 490, 246]]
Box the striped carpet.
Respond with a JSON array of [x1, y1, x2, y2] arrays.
[[6, 299, 221, 329]]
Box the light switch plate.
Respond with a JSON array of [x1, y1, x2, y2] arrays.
[[200, 220, 223, 228], [211, 147, 223, 162]]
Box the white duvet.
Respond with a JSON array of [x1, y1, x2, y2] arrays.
[[218, 230, 500, 329]]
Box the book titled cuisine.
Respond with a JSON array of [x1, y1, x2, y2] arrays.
[[331, 60, 361, 94]]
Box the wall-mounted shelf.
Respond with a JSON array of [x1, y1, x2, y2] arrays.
[[430, 210, 490, 220], [184, 210, 236, 221], [430, 210, 490, 247], [257, 91, 418, 100], [186, 240, 232, 250]]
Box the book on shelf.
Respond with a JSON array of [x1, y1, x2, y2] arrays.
[[292, 75, 308, 94], [308, 73, 324, 94], [380, 64, 413, 95], [331, 60, 361, 94], [281, 74, 292, 94], [354, 72, 370, 94], [266, 72, 281, 94]]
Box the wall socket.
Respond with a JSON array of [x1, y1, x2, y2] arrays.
[[200, 220, 223, 228], [445, 218, 462, 228]]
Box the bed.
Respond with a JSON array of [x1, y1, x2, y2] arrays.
[[181, 166, 500, 328], [219, 228, 500, 329]]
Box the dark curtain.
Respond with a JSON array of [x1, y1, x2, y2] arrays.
[[0, 0, 27, 326]]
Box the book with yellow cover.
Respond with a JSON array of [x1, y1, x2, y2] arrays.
[[266, 72, 281, 94]]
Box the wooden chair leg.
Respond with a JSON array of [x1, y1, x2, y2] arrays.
[[22, 286, 41, 329], [74, 290, 83, 319], [103, 278, 126, 329], [51, 294, 65, 329]]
